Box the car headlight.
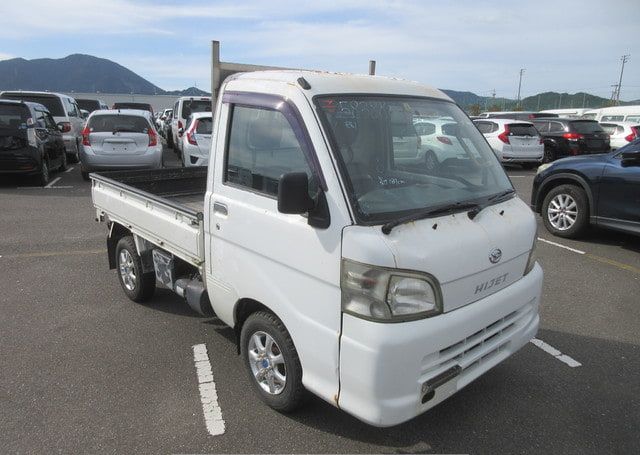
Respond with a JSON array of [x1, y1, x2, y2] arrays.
[[524, 237, 537, 275], [341, 259, 442, 322], [536, 163, 552, 174]]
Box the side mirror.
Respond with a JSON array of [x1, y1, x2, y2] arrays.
[[278, 172, 315, 214], [621, 150, 640, 167]]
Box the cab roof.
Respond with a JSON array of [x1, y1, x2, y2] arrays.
[[228, 70, 452, 101]]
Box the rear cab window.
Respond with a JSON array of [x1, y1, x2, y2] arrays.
[[181, 100, 211, 120]]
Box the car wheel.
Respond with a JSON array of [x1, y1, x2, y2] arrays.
[[115, 236, 156, 302], [37, 158, 50, 186], [241, 311, 306, 413], [542, 184, 588, 238], [424, 150, 439, 173], [81, 171, 90, 181], [58, 150, 68, 172], [543, 147, 555, 163]]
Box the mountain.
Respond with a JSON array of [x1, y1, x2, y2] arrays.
[[164, 86, 210, 96], [0, 54, 207, 96]]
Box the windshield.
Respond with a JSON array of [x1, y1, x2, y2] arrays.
[[570, 121, 604, 134], [315, 95, 513, 223], [88, 115, 150, 133]]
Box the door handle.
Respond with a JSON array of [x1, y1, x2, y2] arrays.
[[213, 202, 228, 216]]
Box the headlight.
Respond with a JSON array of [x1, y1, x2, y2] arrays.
[[536, 163, 552, 174], [524, 237, 537, 275], [341, 259, 442, 322]]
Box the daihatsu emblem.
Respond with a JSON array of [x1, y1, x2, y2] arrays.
[[489, 248, 502, 264]]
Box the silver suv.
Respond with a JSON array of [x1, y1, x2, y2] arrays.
[[0, 91, 84, 162]]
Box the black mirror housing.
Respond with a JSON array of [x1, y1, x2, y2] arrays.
[[278, 172, 315, 214]]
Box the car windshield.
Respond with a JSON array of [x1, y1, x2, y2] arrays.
[[88, 115, 150, 133], [315, 95, 513, 223], [1, 94, 64, 116], [0, 104, 29, 129], [182, 100, 211, 118], [570, 121, 604, 134]]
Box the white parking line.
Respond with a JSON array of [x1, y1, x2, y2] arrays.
[[192, 344, 225, 436], [530, 338, 582, 368], [44, 177, 61, 188], [64, 166, 74, 173], [537, 237, 585, 255]]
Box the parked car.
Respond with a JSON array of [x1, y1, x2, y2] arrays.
[[170, 97, 212, 154], [412, 117, 469, 171], [474, 119, 543, 168], [582, 105, 640, 123], [0, 91, 84, 162], [539, 108, 592, 119], [532, 138, 640, 238], [90, 70, 542, 427], [76, 98, 109, 113], [599, 121, 640, 150], [532, 118, 610, 162], [79, 109, 162, 180], [478, 111, 559, 121], [181, 112, 212, 167], [112, 102, 154, 117], [156, 108, 172, 131], [0, 99, 67, 185]]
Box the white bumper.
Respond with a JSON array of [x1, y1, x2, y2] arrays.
[[338, 263, 542, 427]]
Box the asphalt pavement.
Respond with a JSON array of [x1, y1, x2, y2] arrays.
[[1, 150, 638, 454]]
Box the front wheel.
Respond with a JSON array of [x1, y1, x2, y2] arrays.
[[240, 311, 306, 412], [58, 150, 68, 172], [115, 236, 156, 302], [541, 184, 588, 238], [37, 159, 50, 186]]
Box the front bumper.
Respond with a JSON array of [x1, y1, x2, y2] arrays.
[[338, 263, 542, 427]]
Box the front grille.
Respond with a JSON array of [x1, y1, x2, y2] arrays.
[[421, 304, 532, 378]]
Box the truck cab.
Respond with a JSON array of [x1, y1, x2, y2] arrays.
[[91, 70, 542, 427]]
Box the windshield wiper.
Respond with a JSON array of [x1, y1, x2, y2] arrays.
[[381, 201, 482, 235], [380, 189, 516, 235]]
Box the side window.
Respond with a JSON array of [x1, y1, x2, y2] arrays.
[[225, 105, 313, 197], [625, 115, 640, 123], [173, 102, 179, 119], [534, 122, 548, 133], [44, 112, 57, 129], [65, 98, 78, 117], [474, 122, 493, 134], [549, 122, 564, 133], [34, 109, 47, 128]]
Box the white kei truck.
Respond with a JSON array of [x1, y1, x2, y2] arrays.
[[90, 68, 543, 427]]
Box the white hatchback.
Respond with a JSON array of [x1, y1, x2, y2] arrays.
[[474, 118, 543, 168], [599, 121, 640, 150], [181, 112, 212, 167]]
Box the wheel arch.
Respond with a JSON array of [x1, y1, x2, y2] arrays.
[[535, 173, 594, 215], [233, 298, 285, 355], [106, 221, 132, 269]]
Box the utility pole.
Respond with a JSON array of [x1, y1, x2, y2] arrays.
[[615, 54, 630, 104], [516, 68, 525, 108], [611, 84, 619, 104]]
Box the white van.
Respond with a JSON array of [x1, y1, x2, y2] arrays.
[[581, 106, 640, 122], [91, 71, 542, 427], [170, 96, 212, 154]]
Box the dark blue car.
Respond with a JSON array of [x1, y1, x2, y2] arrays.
[[531, 138, 640, 238]]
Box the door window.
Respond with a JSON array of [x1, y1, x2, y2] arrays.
[[549, 122, 564, 133], [225, 105, 314, 197]]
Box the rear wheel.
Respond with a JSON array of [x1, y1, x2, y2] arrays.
[[115, 236, 156, 302], [58, 150, 68, 172], [542, 184, 588, 238], [37, 158, 50, 186], [241, 311, 306, 412], [543, 147, 555, 163]]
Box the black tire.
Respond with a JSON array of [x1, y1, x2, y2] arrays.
[[58, 150, 68, 172], [424, 149, 440, 174], [541, 184, 589, 238], [167, 133, 174, 149], [521, 162, 538, 170], [81, 171, 90, 181], [240, 311, 306, 413], [37, 158, 50, 186], [543, 147, 555, 163], [115, 236, 156, 302]]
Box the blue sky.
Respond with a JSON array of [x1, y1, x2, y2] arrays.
[[1, 0, 638, 100]]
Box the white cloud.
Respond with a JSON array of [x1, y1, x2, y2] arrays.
[[0, 52, 14, 60]]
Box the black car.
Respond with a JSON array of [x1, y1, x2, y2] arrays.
[[532, 118, 610, 162], [0, 100, 67, 185], [76, 98, 108, 113], [531, 139, 640, 238]]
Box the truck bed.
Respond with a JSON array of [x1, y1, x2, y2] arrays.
[[91, 168, 207, 267]]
